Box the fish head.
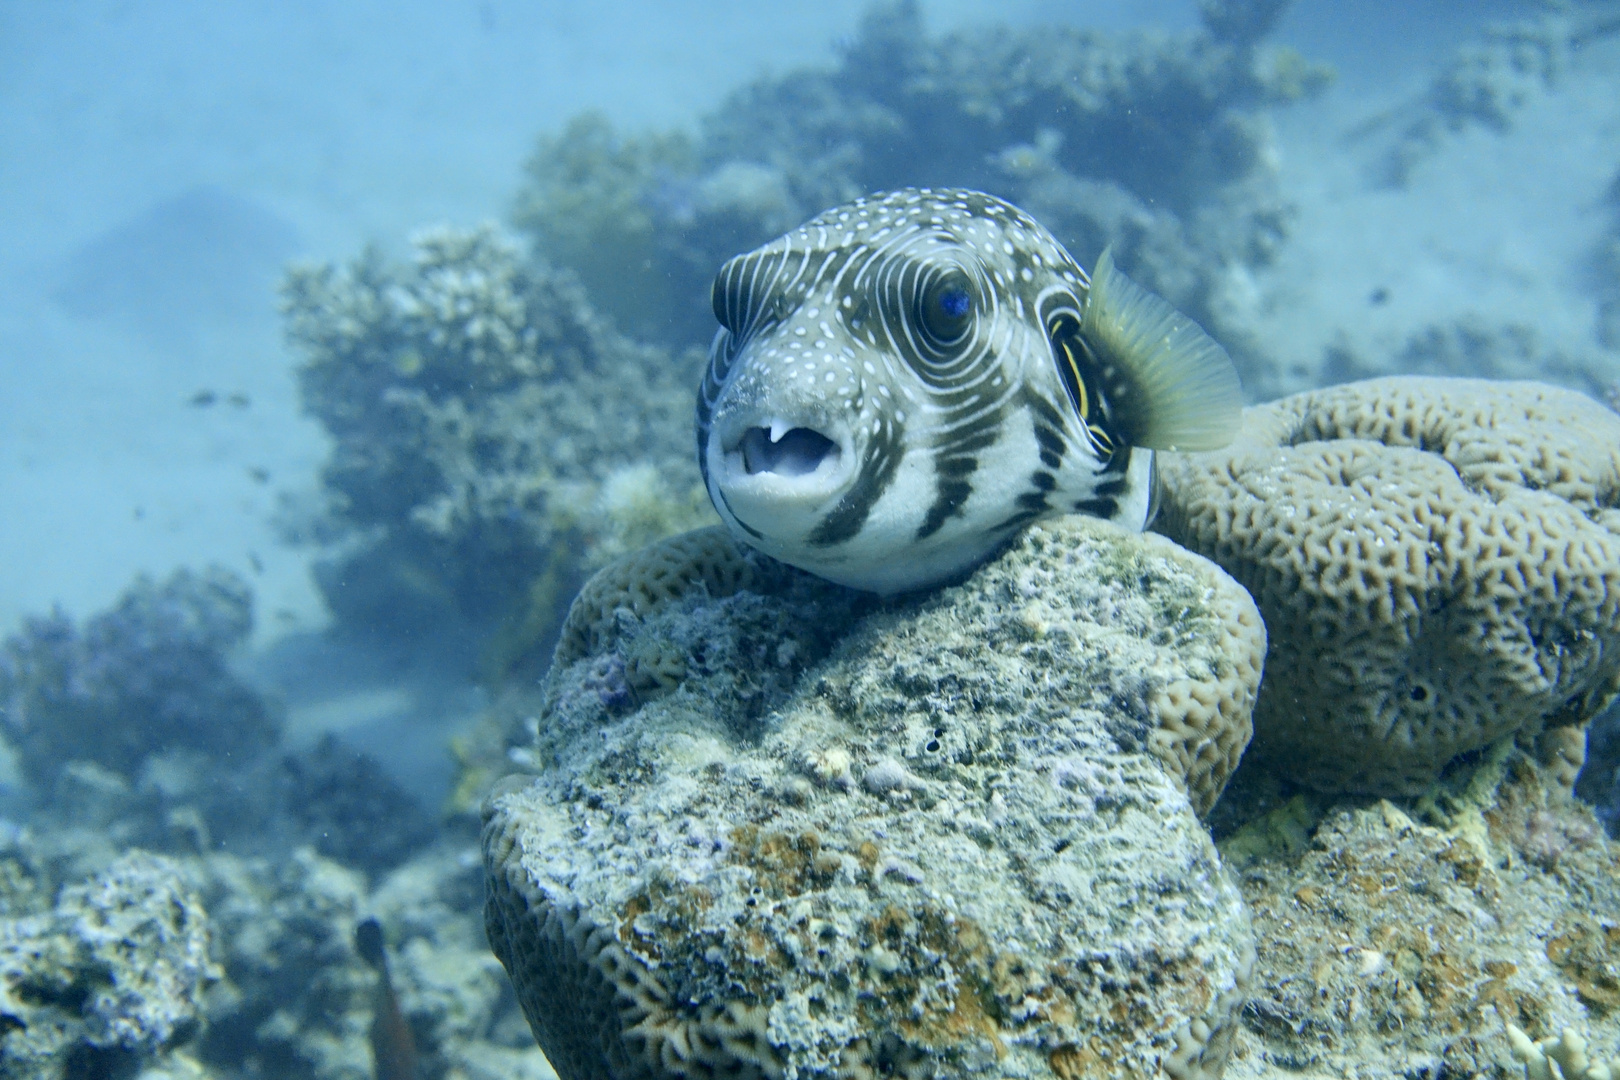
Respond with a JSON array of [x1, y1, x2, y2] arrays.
[[699, 189, 1105, 593], [697, 188, 1239, 593]]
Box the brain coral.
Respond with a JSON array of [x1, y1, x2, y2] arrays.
[[484, 516, 1265, 1079], [1156, 375, 1620, 796]]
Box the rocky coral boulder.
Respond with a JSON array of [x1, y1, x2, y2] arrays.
[[484, 517, 1265, 1079], [0, 852, 218, 1080]]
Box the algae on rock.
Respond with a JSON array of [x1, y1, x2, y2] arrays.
[[1221, 751, 1620, 1080], [485, 517, 1265, 1079]]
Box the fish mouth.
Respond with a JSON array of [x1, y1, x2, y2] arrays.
[[710, 413, 854, 532], [736, 423, 841, 478]]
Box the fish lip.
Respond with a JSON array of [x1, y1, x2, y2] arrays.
[[709, 409, 855, 505]]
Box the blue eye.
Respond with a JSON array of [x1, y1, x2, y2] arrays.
[[918, 272, 975, 345]]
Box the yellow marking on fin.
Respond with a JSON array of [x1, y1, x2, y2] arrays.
[[1059, 339, 1090, 421], [1080, 247, 1243, 451]]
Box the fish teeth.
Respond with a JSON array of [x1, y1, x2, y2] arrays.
[[768, 417, 791, 443]]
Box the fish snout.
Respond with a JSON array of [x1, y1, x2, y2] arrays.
[[708, 406, 855, 535]]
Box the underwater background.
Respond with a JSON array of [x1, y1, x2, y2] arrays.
[[2, 2, 1620, 1077]]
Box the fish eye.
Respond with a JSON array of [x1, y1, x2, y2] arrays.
[[917, 270, 975, 346]]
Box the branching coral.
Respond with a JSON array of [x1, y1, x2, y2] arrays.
[[282, 225, 712, 645], [0, 566, 277, 789], [512, 0, 1330, 355], [1509, 1024, 1620, 1080]]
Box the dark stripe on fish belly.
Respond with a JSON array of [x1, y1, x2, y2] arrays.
[[1034, 425, 1065, 469], [916, 456, 979, 540], [809, 429, 905, 546], [1071, 496, 1119, 517]]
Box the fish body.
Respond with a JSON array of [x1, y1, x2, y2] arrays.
[[355, 918, 418, 1080], [697, 188, 1242, 594]]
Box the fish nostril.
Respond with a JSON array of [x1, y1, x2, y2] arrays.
[[739, 426, 839, 477]]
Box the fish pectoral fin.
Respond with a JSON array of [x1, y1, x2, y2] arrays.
[[1079, 246, 1243, 452]]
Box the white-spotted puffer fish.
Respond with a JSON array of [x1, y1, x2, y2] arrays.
[[697, 188, 1243, 594]]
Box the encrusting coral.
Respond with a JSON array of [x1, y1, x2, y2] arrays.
[[1156, 376, 1620, 796], [484, 516, 1265, 1079], [282, 225, 713, 652]]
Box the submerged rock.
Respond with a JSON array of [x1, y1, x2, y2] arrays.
[[0, 852, 217, 1080], [484, 517, 1265, 1078]]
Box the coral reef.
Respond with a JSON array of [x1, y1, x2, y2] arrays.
[[485, 516, 1264, 1078], [0, 566, 278, 790], [1221, 753, 1620, 1079], [512, 0, 1330, 374], [0, 852, 217, 1079], [273, 735, 437, 876], [1156, 376, 1620, 796], [282, 225, 712, 654], [0, 812, 552, 1080], [197, 843, 551, 1080], [0, 565, 444, 882], [1367, 5, 1620, 187]]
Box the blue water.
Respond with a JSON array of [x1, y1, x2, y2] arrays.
[[3, 0, 1618, 997]]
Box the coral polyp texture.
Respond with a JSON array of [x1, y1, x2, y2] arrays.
[[1156, 375, 1620, 796], [281, 225, 711, 642], [483, 516, 1265, 1079]]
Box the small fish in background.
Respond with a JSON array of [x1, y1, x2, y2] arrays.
[[188, 389, 217, 407], [354, 917, 419, 1080]]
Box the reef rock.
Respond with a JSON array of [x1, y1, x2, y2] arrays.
[[484, 516, 1265, 1079], [0, 852, 218, 1080]]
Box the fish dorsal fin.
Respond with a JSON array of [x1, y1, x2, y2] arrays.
[[1078, 247, 1243, 452]]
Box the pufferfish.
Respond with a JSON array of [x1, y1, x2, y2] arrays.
[[696, 188, 1243, 594]]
